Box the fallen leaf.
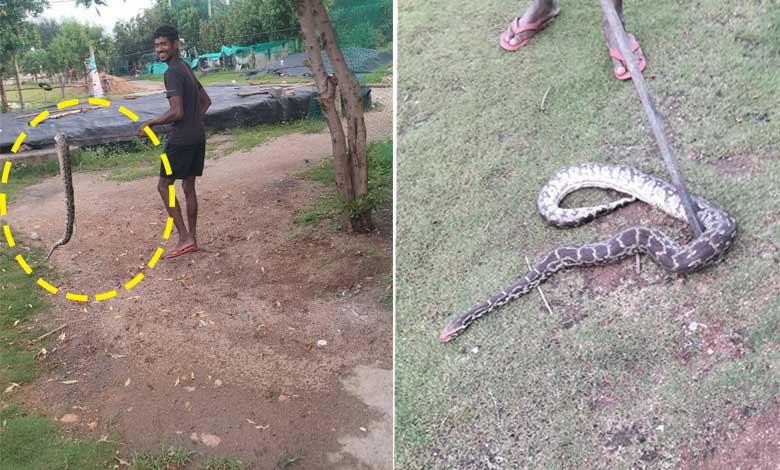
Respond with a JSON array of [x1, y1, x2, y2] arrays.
[[108, 353, 125, 359], [124, 378, 131, 387], [60, 414, 79, 424], [278, 394, 289, 402], [246, 418, 256, 425], [255, 424, 269, 430], [174, 377, 180, 387], [61, 380, 79, 385], [3, 383, 20, 394], [88, 421, 98, 430], [185, 386, 196, 392]]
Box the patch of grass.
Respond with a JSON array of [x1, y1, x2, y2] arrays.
[[295, 193, 342, 226], [274, 451, 303, 470], [301, 158, 338, 186], [396, 0, 780, 468], [296, 138, 393, 226], [0, 250, 117, 469], [0, 405, 116, 470], [222, 119, 326, 154], [131, 446, 195, 470], [198, 456, 248, 470], [359, 64, 393, 85], [0, 249, 51, 384]]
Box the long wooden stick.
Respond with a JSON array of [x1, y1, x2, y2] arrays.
[[599, 0, 703, 236]]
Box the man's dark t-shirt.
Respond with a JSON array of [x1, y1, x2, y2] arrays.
[[164, 58, 205, 145]]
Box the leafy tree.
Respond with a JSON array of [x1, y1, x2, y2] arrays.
[[45, 21, 114, 95], [0, 0, 47, 111], [35, 18, 62, 48], [20, 48, 48, 81]]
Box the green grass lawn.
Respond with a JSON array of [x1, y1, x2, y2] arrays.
[[0, 250, 118, 469], [396, 1, 780, 468]]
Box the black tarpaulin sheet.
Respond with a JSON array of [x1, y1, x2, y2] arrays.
[[0, 84, 315, 153]]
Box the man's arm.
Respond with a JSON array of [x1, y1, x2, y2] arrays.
[[135, 96, 184, 136], [198, 85, 211, 117]]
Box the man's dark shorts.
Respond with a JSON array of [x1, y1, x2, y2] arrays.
[[161, 141, 206, 179]]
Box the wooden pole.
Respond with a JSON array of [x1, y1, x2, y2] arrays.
[[13, 55, 24, 109], [0, 67, 9, 112], [598, 0, 703, 236]]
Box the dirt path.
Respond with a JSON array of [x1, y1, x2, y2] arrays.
[[10, 88, 393, 469]]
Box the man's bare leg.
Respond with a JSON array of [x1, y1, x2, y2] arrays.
[[602, 0, 644, 77], [158, 176, 195, 250], [182, 176, 198, 248], [503, 0, 560, 48]]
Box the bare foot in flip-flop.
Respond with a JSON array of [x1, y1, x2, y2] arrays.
[[603, 14, 646, 80], [164, 238, 198, 260], [500, 0, 560, 51]]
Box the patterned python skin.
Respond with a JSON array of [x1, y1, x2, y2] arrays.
[[439, 162, 737, 342], [45, 134, 75, 262]]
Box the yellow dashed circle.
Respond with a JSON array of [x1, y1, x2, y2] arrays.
[[3, 99, 178, 302]]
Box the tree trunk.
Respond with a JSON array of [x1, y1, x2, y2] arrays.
[[0, 67, 8, 113], [13, 55, 24, 109], [60, 71, 66, 98], [294, 0, 373, 233]]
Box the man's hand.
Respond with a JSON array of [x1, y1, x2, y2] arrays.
[[135, 121, 151, 137]]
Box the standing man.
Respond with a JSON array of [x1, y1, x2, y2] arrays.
[[137, 25, 211, 259]]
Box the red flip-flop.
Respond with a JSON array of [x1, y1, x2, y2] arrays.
[[163, 243, 198, 260], [608, 33, 647, 80], [499, 11, 559, 52]]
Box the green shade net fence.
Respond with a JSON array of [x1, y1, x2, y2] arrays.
[[133, 0, 391, 75]]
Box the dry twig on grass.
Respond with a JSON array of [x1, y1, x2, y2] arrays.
[[525, 256, 553, 316]]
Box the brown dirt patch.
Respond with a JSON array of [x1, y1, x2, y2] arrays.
[[710, 153, 761, 178], [101, 74, 148, 94], [681, 404, 780, 470], [9, 87, 393, 469], [673, 318, 749, 377]]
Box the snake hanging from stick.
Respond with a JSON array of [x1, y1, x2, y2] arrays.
[[439, 162, 737, 343], [45, 133, 75, 262]]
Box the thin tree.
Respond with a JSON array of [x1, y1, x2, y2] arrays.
[[293, 0, 373, 233]]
